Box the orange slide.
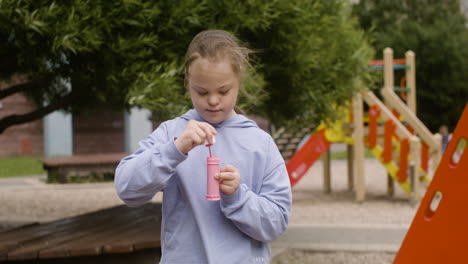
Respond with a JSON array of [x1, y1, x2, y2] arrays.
[[286, 128, 331, 187], [394, 103, 468, 263]]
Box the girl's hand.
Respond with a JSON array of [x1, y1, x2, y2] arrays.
[[175, 120, 217, 154], [215, 164, 240, 196]]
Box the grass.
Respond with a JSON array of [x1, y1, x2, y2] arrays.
[[0, 156, 45, 178]]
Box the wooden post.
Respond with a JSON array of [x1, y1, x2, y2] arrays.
[[432, 134, 443, 177], [384, 48, 394, 92], [384, 48, 395, 197], [410, 136, 421, 200], [347, 144, 354, 191], [353, 92, 365, 202], [405, 51, 416, 113], [387, 175, 395, 197], [323, 148, 331, 194]]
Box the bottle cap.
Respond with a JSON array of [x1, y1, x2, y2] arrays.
[[204, 135, 216, 146]]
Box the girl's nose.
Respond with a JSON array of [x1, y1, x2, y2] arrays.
[[208, 95, 220, 106]]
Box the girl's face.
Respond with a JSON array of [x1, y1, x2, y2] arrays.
[[188, 57, 239, 124]]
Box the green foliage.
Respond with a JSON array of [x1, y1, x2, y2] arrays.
[[353, 0, 468, 132], [0, 156, 45, 178], [1, 0, 373, 127], [250, 1, 374, 127]]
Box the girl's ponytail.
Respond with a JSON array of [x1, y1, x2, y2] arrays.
[[234, 106, 244, 115]]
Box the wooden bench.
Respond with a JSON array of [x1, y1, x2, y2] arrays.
[[0, 203, 161, 262], [42, 152, 129, 183]]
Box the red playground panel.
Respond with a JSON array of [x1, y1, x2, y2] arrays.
[[394, 103, 468, 263], [286, 128, 331, 187]]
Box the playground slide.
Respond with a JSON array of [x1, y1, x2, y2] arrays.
[[286, 128, 331, 187]]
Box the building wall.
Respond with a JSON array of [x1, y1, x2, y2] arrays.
[[1, 80, 126, 157], [73, 110, 125, 154], [0, 80, 44, 157]]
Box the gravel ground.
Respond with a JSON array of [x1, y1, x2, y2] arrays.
[[0, 176, 162, 229], [0, 153, 426, 263], [291, 158, 421, 227]]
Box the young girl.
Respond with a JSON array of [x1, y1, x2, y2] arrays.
[[115, 30, 292, 264]]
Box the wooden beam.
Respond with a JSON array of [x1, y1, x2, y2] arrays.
[[380, 88, 440, 151], [361, 90, 413, 141]]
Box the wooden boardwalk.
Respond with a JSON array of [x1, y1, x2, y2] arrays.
[[0, 203, 161, 262]]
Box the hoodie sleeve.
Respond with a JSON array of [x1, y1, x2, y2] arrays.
[[114, 120, 187, 207], [220, 137, 292, 242]]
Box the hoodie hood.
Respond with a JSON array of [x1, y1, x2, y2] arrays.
[[181, 109, 258, 129]]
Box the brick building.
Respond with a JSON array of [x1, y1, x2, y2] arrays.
[[0, 93, 128, 158], [0, 91, 44, 157], [0, 78, 132, 158]]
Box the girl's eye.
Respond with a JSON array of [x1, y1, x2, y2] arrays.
[[197, 91, 208, 96], [220, 89, 229, 95]]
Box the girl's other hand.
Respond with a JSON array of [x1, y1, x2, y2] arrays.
[[215, 164, 240, 196], [175, 120, 217, 154]]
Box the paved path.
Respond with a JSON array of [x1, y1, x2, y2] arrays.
[[273, 224, 407, 252]]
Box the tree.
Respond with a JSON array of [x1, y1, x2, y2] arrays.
[[352, 0, 468, 132], [0, 1, 165, 133], [0, 0, 372, 133]]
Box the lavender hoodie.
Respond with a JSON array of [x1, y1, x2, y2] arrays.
[[115, 109, 291, 264]]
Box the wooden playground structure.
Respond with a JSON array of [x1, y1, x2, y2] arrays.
[[281, 48, 443, 202]]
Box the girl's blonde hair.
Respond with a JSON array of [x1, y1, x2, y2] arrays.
[[184, 30, 253, 114]]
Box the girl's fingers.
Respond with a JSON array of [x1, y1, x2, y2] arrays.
[[194, 126, 207, 144], [215, 166, 240, 196], [219, 180, 239, 196], [202, 122, 217, 135], [191, 122, 216, 145], [177, 120, 217, 153], [220, 179, 238, 187], [220, 184, 236, 192], [191, 133, 202, 146], [199, 123, 216, 144], [215, 171, 237, 181], [220, 164, 236, 173]]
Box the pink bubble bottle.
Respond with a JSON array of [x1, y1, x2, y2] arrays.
[[206, 137, 220, 201], [206, 155, 220, 201]]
